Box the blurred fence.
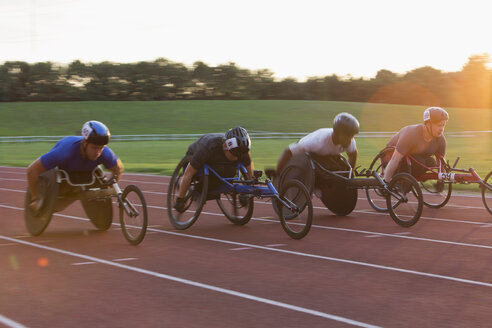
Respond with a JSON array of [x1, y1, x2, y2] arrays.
[[0, 131, 491, 143]]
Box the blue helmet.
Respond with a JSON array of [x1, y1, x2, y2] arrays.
[[81, 121, 111, 145]]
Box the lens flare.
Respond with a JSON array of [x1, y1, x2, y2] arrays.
[[37, 257, 49, 267]]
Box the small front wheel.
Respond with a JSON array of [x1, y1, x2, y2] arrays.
[[120, 185, 148, 245], [387, 173, 423, 227], [278, 179, 313, 239]]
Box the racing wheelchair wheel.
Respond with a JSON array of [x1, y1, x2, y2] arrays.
[[419, 157, 452, 209], [167, 156, 208, 230], [278, 179, 313, 240], [217, 192, 254, 226], [24, 169, 59, 236], [81, 197, 113, 231], [481, 170, 492, 215], [120, 184, 148, 245], [273, 154, 315, 217], [386, 173, 423, 227], [366, 148, 393, 212]]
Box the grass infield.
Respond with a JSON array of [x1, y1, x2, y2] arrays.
[[1, 100, 491, 192]]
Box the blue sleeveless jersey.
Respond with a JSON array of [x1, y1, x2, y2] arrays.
[[40, 136, 117, 172]]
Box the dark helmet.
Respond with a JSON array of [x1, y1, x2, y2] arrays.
[[423, 107, 449, 123], [81, 121, 111, 146], [225, 126, 251, 156], [333, 112, 360, 136]]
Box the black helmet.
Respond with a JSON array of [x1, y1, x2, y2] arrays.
[[333, 113, 359, 136], [82, 120, 111, 146], [225, 126, 251, 156]]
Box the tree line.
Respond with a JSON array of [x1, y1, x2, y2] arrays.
[[0, 54, 490, 108]]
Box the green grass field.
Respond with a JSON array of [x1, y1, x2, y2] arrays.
[[1, 100, 492, 136], [1, 101, 491, 187]]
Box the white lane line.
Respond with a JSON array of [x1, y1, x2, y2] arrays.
[[72, 261, 97, 266], [230, 247, 253, 251], [0, 184, 488, 213], [3, 203, 492, 252], [0, 171, 26, 175], [265, 244, 286, 247], [7, 205, 492, 289], [0, 236, 380, 328], [364, 235, 383, 238], [0, 243, 18, 247], [113, 258, 137, 262], [0, 188, 24, 193], [4, 197, 492, 288], [121, 179, 168, 185], [0, 314, 28, 328]]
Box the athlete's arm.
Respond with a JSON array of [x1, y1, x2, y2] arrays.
[[109, 158, 124, 182], [178, 164, 198, 199], [347, 149, 358, 169], [383, 150, 405, 182], [245, 159, 254, 180]]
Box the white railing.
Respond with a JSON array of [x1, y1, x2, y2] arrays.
[[0, 131, 491, 143]]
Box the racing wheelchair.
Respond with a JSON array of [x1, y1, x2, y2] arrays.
[[366, 147, 492, 214], [167, 156, 313, 239], [275, 153, 424, 227], [24, 167, 148, 245]]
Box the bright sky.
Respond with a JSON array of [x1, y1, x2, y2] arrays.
[[1, 0, 491, 81]]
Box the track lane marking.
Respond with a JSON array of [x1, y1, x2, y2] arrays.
[[0, 183, 488, 212], [0, 314, 28, 328], [4, 206, 492, 289], [2, 203, 492, 252], [0, 235, 380, 328]]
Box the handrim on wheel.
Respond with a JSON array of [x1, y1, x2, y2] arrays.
[[24, 170, 58, 236], [167, 156, 208, 230], [120, 184, 148, 245], [386, 173, 423, 227], [366, 148, 393, 212], [278, 179, 313, 239]]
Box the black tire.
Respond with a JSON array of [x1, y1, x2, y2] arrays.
[[320, 184, 358, 216], [366, 148, 393, 212], [482, 170, 492, 215], [279, 179, 313, 240], [167, 156, 208, 230], [217, 193, 254, 225], [24, 169, 58, 236], [387, 173, 423, 227], [420, 157, 452, 208], [81, 197, 113, 231], [120, 185, 148, 245]]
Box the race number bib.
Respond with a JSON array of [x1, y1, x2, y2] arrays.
[[438, 172, 455, 182]]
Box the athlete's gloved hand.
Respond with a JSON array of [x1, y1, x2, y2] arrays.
[[174, 197, 186, 213], [238, 194, 249, 207]]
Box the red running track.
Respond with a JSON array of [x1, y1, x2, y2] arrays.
[[2, 166, 492, 327]]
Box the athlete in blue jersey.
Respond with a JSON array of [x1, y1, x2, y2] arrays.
[[26, 121, 124, 212]]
